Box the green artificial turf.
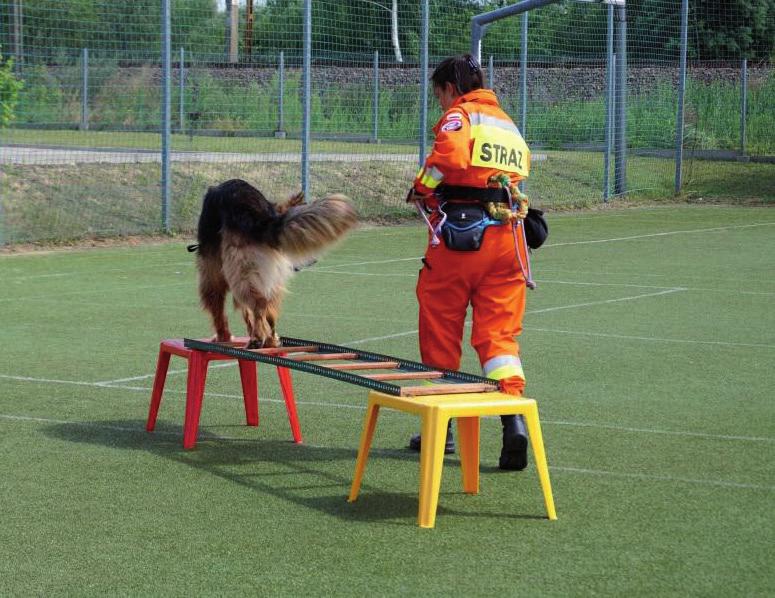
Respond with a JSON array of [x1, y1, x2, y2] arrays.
[[0, 205, 773, 596]]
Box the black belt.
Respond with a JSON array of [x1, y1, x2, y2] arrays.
[[436, 185, 510, 204]]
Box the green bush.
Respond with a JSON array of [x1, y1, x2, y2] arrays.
[[0, 49, 23, 127]]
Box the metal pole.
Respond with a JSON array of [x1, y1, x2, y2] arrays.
[[302, 0, 311, 199], [419, 0, 429, 166], [13, 0, 23, 73], [603, 4, 614, 202], [471, 0, 559, 63], [740, 58, 747, 156], [674, 0, 688, 194], [372, 50, 379, 143], [229, 0, 238, 63], [245, 0, 254, 61], [471, 22, 484, 65], [226, 0, 238, 63], [519, 12, 528, 194], [179, 47, 185, 134], [614, 3, 627, 197], [81, 48, 89, 131], [224, 0, 231, 60], [276, 51, 286, 137], [488, 55, 494, 89], [161, 0, 172, 232]]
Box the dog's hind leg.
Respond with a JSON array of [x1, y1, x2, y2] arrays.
[[239, 305, 255, 338], [265, 292, 284, 348], [246, 296, 276, 349], [228, 277, 274, 349], [198, 258, 232, 342]]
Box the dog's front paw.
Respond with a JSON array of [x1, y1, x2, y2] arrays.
[[213, 332, 234, 343]]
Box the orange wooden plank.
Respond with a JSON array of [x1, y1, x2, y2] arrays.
[[364, 371, 444, 381], [289, 352, 359, 362], [243, 345, 319, 355], [326, 361, 400, 370], [399, 383, 495, 396]]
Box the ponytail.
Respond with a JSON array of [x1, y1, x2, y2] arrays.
[[431, 54, 484, 95]]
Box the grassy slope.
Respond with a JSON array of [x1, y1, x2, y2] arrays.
[[0, 206, 773, 595], [1, 139, 773, 244]]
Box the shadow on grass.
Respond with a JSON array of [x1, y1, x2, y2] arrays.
[[43, 418, 545, 526]]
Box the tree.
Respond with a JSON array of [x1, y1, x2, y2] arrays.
[[0, 49, 23, 127], [693, 0, 775, 59]]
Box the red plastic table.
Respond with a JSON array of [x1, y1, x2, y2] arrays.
[[146, 338, 301, 449]]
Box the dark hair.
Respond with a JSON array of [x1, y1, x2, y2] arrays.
[[431, 54, 484, 95]]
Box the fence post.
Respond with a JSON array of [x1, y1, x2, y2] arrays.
[[161, 0, 172, 232], [488, 54, 494, 88], [603, 3, 614, 202], [519, 12, 528, 194], [302, 0, 311, 199], [178, 47, 185, 134], [740, 58, 747, 157], [275, 51, 286, 138], [372, 50, 379, 143], [81, 48, 89, 131], [673, 0, 688, 194], [419, 0, 429, 166], [13, 0, 23, 74], [614, 3, 627, 197]]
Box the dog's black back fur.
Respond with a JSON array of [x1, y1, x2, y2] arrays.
[[197, 179, 283, 256]]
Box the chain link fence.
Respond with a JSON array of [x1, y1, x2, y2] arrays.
[[0, 0, 772, 244]]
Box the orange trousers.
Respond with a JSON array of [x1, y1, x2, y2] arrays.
[[416, 223, 527, 394]]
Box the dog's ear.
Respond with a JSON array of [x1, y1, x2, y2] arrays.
[[276, 191, 305, 215]]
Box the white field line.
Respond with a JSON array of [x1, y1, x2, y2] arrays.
[[544, 221, 775, 248], [87, 287, 727, 385], [0, 281, 191, 303], [313, 256, 422, 270], [535, 279, 775, 296], [1, 261, 194, 282], [308, 220, 775, 270], [306, 268, 775, 298], [308, 270, 414, 278], [96, 353, 306, 385], [549, 466, 773, 491], [2, 374, 773, 445], [526, 288, 686, 314], [1, 412, 772, 492], [525, 326, 775, 349], [4, 220, 772, 293], [537, 265, 775, 290]]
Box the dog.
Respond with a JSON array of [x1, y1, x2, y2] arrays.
[[190, 179, 358, 349]]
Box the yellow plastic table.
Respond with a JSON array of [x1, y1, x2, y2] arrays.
[[348, 390, 557, 528]]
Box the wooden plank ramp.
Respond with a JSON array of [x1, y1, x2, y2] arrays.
[[183, 337, 499, 397]]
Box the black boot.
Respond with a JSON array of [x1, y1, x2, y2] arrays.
[[499, 415, 528, 471], [408, 421, 455, 454]]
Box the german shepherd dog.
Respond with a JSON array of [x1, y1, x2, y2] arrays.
[[191, 179, 357, 349]]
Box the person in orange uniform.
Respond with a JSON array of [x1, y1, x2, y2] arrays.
[[408, 54, 531, 470]]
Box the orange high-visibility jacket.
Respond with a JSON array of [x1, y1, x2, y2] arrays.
[[414, 88, 530, 201]]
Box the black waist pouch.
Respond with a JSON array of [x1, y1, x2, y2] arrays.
[[524, 208, 549, 249], [440, 204, 491, 251]]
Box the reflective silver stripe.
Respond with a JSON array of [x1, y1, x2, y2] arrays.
[[419, 165, 444, 189], [482, 355, 523, 378], [425, 166, 444, 182], [469, 112, 521, 135]]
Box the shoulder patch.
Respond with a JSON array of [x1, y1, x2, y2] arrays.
[[445, 112, 463, 122], [440, 120, 463, 132]]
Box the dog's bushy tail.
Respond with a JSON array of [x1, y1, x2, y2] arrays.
[[275, 194, 358, 257]]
